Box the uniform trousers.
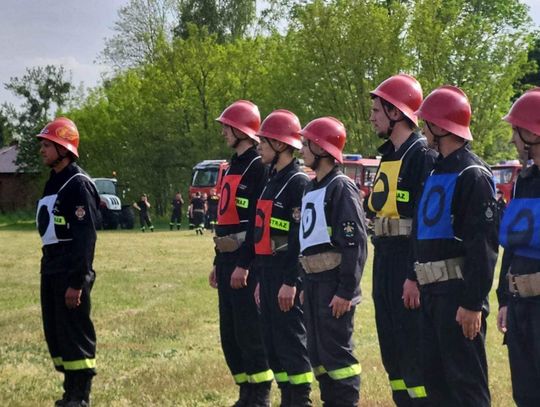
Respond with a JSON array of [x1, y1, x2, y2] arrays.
[[372, 236, 428, 406], [421, 291, 490, 407], [506, 298, 540, 407], [303, 272, 360, 407], [41, 271, 96, 375], [216, 254, 270, 384]]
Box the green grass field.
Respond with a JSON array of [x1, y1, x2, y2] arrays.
[[0, 227, 513, 406]]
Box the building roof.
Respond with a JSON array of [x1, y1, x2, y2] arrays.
[[0, 145, 20, 173]]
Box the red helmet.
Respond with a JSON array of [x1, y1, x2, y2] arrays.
[[503, 87, 540, 136], [416, 85, 472, 140], [370, 74, 423, 126], [257, 109, 302, 149], [216, 100, 261, 143], [300, 117, 346, 163], [36, 117, 80, 157]]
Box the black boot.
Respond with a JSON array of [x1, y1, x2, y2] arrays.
[[55, 373, 74, 407], [231, 383, 251, 407], [279, 383, 291, 407], [65, 372, 92, 407], [250, 382, 272, 407], [290, 384, 312, 407]]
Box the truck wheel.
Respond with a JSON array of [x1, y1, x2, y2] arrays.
[[120, 206, 135, 230]]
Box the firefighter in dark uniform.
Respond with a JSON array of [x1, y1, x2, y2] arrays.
[[170, 192, 184, 230], [36, 117, 100, 407], [250, 110, 312, 406], [299, 117, 368, 407], [191, 191, 207, 235], [368, 74, 435, 405], [496, 88, 540, 407], [208, 100, 272, 406], [133, 194, 154, 232], [413, 86, 498, 407], [207, 188, 220, 233]]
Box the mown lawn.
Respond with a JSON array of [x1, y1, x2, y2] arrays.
[[0, 228, 512, 406]]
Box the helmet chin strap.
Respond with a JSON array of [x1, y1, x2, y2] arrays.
[[266, 138, 282, 174], [231, 127, 251, 148], [517, 128, 540, 161], [381, 104, 404, 140], [49, 144, 68, 168], [307, 140, 331, 171], [426, 122, 451, 148]]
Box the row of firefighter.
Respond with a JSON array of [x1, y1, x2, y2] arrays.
[[208, 75, 540, 407]]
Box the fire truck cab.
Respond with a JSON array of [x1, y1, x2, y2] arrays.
[[491, 160, 522, 203], [339, 154, 380, 197], [189, 159, 229, 197]]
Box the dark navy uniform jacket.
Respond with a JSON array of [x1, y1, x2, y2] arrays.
[[38, 162, 100, 289], [214, 146, 268, 266], [413, 143, 499, 312], [244, 159, 309, 286], [301, 167, 368, 302], [497, 164, 540, 307]]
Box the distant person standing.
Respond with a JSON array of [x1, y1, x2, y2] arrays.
[[36, 117, 99, 407], [207, 188, 220, 233], [170, 192, 184, 230], [191, 191, 207, 235], [133, 194, 154, 232]]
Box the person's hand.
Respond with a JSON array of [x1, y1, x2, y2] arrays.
[[402, 279, 421, 309], [497, 306, 508, 334], [299, 290, 304, 305], [278, 284, 296, 312], [254, 282, 260, 307], [230, 267, 249, 289], [455, 306, 482, 340], [209, 266, 218, 289], [65, 287, 82, 309], [329, 295, 352, 319]]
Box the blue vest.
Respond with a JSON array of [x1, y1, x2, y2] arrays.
[[417, 173, 458, 240], [500, 197, 540, 259]]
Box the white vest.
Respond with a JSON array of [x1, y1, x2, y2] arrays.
[[36, 173, 93, 246], [299, 175, 349, 252]]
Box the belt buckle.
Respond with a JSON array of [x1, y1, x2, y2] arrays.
[[510, 274, 520, 297]]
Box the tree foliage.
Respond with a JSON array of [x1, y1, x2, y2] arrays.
[[65, 0, 535, 210], [2, 65, 74, 172], [100, 0, 176, 69]]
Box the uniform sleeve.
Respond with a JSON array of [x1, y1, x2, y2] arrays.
[[64, 180, 100, 289], [496, 248, 512, 308], [237, 160, 269, 269], [282, 175, 309, 287], [454, 169, 499, 311], [330, 180, 368, 300]]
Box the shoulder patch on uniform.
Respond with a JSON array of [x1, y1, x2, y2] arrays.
[[342, 221, 356, 238], [75, 206, 86, 221], [484, 201, 497, 222], [292, 207, 301, 223]]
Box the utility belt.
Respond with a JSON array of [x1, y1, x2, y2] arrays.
[[193, 209, 205, 213], [214, 231, 246, 253], [374, 217, 412, 237], [414, 257, 465, 286], [42, 242, 72, 257], [508, 272, 540, 298], [299, 251, 342, 274]]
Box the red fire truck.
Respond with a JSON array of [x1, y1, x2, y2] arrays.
[[339, 154, 380, 197], [189, 159, 229, 196], [490, 160, 522, 203]]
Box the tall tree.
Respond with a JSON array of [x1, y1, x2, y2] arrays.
[[3, 65, 74, 171], [100, 0, 175, 69]]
